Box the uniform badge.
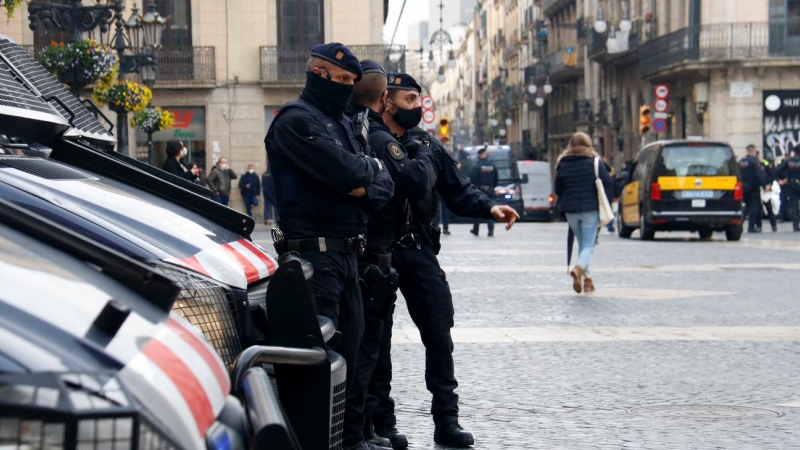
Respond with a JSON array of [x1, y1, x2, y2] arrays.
[[388, 75, 395, 84], [335, 51, 344, 60], [394, 77, 402, 85], [388, 142, 405, 161]]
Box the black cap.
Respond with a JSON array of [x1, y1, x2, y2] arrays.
[[386, 72, 421, 93], [477, 147, 488, 155], [310, 43, 362, 82], [360, 59, 386, 76]]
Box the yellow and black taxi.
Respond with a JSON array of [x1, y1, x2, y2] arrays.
[[617, 140, 744, 241]]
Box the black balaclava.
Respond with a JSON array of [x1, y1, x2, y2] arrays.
[[302, 71, 355, 119]]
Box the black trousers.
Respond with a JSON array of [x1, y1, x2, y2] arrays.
[[744, 192, 762, 230], [343, 259, 394, 446], [298, 252, 364, 394], [369, 243, 460, 429], [762, 199, 777, 230]]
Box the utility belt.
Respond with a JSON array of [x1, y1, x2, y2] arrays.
[[271, 228, 365, 255], [396, 224, 442, 255], [360, 258, 400, 321], [362, 250, 393, 272]]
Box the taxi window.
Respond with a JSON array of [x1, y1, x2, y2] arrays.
[[655, 145, 735, 177]]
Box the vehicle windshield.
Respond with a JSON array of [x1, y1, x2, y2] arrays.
[[493, 159, 518, 183], [656, 145, 736, 177]]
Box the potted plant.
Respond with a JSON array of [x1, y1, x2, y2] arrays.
[[1, 0, 27, 20], [39, 39, 118, 88], [93, 80, 153, 114], [131, 106, 175, 134]]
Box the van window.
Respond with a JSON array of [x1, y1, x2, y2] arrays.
[[655, 145, 736, 177]]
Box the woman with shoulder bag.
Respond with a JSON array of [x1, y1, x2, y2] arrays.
[[555, 132, 614, 293]]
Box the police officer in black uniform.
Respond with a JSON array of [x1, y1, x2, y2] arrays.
[[264, 44, 394, 404], [342, 61, 436, 450], [739, 144, 767, 233], [364, 73, 520, 448], [470, 148, 499, 237], [777, 143, 800, 231]]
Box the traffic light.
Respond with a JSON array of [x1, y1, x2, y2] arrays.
[[639, 105, 652, 134], [439, 117, 450, 144]]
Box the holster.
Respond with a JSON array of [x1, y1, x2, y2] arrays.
[[429, 225, 442, 255], [360, 264, 399, 321]]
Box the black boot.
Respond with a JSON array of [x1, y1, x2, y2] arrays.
[[433, 423, 474, 448], [374, 426, 408, 449], [443, 228, 451, 235], [470, 227, 478, 236]]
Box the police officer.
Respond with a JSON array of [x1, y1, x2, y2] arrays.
[[264, 44, 394, 405], [470, 147, 499, 237], [739, 144, 766, 233], [777, 144, 800, 232], [365, 72, 520, 448], [342, 61, 436, 450], [760, 158, 778, 232]]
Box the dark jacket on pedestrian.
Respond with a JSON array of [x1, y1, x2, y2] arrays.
[[261, 171, 275, 203], [739, 154, 766, 194], [555, 145, 614, 214], [162, 157, 194, 181], [206, 166, 238, 195], [238, 172, 261, 196]]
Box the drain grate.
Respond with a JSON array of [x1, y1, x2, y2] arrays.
[[628, 405, 782, 420]]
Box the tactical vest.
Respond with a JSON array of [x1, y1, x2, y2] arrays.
[[266, 99, 368, 238]]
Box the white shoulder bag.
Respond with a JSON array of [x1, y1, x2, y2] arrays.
[[594, 157, 614, 227]]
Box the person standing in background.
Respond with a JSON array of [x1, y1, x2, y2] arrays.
[[262, 168, 276, 225], [206, 157, 237, 206], [469, 148, 499, 237], [239, 164, 261, 218], [161, 140, 201, 181]]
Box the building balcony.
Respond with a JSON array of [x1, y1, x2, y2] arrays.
[[24, 45, 216, 87], [588, 20, 643, 65], [546, 45, 584, 81], [639, 20, 800, 79], [260, 45, 405, 83], [548, 112, 575, 137], [542, 0, 575, 18]]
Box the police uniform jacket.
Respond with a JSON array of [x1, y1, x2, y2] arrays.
[[347, 103, 437, 254], [472, 158, 499, 195], [265, 90, 394, 239], [401, 128, 496, 228], [739, 154, 766, 195], [777, 155, 800, 193]]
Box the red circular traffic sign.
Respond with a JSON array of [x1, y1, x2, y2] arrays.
[[652, 118, 667, 133], [654, 99, 668, 112], [421, 95, 435, 110], [422, 109, 436, 124], [655, 84, 669, 99]]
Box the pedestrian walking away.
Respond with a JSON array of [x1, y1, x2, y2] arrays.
[[470, 148, 499, 236], [365, 77, 519, 448], [342, 63, 436, 450], [238, 164, 261, 218], [777, 144, 800, 231], [264, 43, 394, 450], [760, 157, 779, 232], [261, 168, 276, 225], [161, 140, 201, 181], [206, 157, 237, 206], [555, 132, 614, 294], [739, 144, 767, 233]]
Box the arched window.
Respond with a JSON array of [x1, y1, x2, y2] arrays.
[[157, 0, 192, 47], [278, 0, 324, 48]]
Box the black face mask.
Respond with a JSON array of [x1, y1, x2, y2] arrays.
[[302, 71, 354, 118], [389, 102, 423, 130]]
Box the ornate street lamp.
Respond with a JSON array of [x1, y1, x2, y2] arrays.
[[594, 0, 632, 35], [505, 118, 513, 126]]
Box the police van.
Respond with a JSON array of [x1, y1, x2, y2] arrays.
[[516, 160, 554, 221], [0, 34, 342, 449], [448, 145, 525, 221], [617, 140, 744, 241]]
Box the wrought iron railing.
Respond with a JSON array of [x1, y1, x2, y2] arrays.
[[259, 45, 405, 81], [546, 45, 584, 76], [22, 45, 215, 82], [639, 20, 800, 77], [548, 112, 575, 136]]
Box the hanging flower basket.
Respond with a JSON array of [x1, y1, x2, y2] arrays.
[[131, 106, 175, 134], [39, 39, 118, 88], [1, 0, 28, 20], [94, 80, 153, 114]]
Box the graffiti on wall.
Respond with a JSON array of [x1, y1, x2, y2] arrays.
[[763, 90, 800, 160]]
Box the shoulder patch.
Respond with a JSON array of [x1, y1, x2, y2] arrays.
[[387, 142, 405, 161]]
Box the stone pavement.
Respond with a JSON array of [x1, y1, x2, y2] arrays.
[[253, 222, 800, 449]]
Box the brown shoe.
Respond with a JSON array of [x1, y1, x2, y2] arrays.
[[569, 266, 584, 293], [584, 278, 595, 293]]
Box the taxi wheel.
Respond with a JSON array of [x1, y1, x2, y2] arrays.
[[617, 211, 634, 238], [639, 213, 655, 241], [725, 224, 743, 241]]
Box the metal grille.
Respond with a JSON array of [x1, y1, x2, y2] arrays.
[[138, 419, 175, 450], [0, 157, 96, 180], [328, 380, 345, 450], [127, 46, 216, 82], [0, 37, 114, 143], [247, 278, 269, 306], [152, 264, 243, 367]]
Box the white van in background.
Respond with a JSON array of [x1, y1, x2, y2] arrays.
[[517, 160, 555, 221]]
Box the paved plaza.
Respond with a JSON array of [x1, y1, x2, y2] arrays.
[[255, 222, 800, 449]]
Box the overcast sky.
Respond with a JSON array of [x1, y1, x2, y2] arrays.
[[384, 0, 430, 46]]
